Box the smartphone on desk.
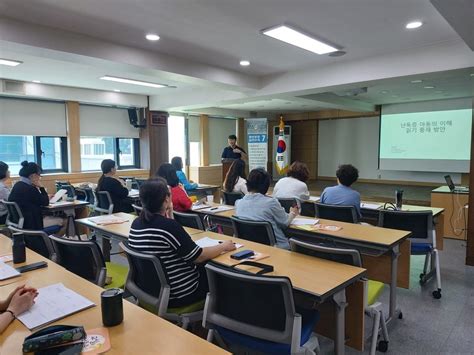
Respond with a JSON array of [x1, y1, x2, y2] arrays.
[[230, 250, 254, 260]]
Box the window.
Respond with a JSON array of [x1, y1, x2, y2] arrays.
[[80, 137, 140, 171], [0, 135, 67, 174], [168, 115, 187, 162]]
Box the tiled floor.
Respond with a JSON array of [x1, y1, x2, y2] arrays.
[[109, 237, 474, 354]]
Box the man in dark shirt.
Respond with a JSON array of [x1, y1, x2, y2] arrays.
[[221, 134, 247, 161]]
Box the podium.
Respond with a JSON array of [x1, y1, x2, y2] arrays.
[[221, 159, 236, 184]]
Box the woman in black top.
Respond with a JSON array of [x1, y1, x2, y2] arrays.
[[8, 161, 64, 232], [129, 178, 235, 308], [96, 159, 132, 213]]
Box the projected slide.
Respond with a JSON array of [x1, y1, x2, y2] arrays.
[[379, 108, 472, 172]]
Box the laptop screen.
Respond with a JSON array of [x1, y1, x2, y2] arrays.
[[444, 175, 455, 191]]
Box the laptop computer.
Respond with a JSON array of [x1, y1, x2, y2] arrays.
[[444, 175, 469, 193]]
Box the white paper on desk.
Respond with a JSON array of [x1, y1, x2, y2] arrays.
[[49, 189, 67, 203], [360, 203, 381, 210], [192, 204, 212, 211], [292, 218, 319, 226], [205, 206, 234, 214], [195, 237, 243, 249], [17, 283, 95, 330], [308, 196, 320, 202], [88, 215, 129, 225], [0, 261, 20, 280], [128, 189, 139, 196], [49, 201, 73, 207]]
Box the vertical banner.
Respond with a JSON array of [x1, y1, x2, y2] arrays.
[[246, 118, 268, 171], [275, 115, 289, 175]]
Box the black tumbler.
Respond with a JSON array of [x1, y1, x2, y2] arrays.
[[101, 288, 124, 327], [12, 234, 26, 264]]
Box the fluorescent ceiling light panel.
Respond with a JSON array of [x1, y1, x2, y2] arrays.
[[261, 25, 338, 55], [240, 60, 250, 66], [406, 21, 423, 29], [146, 33, 160, 41], [100, 76, 166, 88], [0, 58, 23, 66]]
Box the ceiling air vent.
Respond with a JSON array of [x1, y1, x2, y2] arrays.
[[1, 80, 26, 95]]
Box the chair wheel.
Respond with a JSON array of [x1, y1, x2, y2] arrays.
[[377, 340, 389, 352], [432, 290, 442, 299], [398, 312, 403, 319]]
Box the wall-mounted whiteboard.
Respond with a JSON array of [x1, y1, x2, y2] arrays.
[[318, 116, 462, 184]]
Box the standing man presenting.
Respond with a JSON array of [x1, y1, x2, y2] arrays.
[[221, 134, 247, 161]]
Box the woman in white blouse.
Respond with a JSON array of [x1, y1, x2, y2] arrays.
[[273, 161, 310, 201], [223, 159, 248, 195]]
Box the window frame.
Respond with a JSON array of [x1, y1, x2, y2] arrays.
[[116, 137, 141, 170], [35, 136, 69, 173]]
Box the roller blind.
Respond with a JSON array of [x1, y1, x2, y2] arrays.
[[0, 98, 67, 136], [79, 105, 140, 138]]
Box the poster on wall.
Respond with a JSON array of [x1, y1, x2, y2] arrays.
[[246, 118, 268, 171]]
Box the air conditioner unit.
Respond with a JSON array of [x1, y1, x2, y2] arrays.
[[0, 80, 26, 95]]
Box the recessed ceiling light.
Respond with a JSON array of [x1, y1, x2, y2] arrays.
[[100, 76, 166, 88], [0, 58, 23, 66], [391, 94, 399, 98], [114, 89, 121, 92], [406, 21, 423, 29], [410, 79, 423, 83], [240, 60, 250, 66], [32, 80, 41, 83], [470, 73, 474, 77], [424, 85, 435, 89], [261, 24, 338, 55], [435, 90, 444, 94], [380, 90, 389, 94], [145, 33, 160, 41]]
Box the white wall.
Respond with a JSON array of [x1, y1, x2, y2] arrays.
[[318, 115, 463, 184], [208, 117, 237, 165]]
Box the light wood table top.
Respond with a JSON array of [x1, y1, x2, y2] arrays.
[[360, 201, 444, 216], [191, 231, 366, 301], [432, 185, 468, 194], [0, 235, 228, 355], [290, 216, 411, 249], [75, 212, 204, 239], [43, 200, 90, 211]]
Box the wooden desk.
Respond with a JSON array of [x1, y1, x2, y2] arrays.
[[431, 186, 468, 240], [43, 200, 90, 237], [191, 230, 366, 353], [0, 235, 229, 355], [75, 213, 204, 260], [188, 184, 221, 202], [194, 204, 409, 322]]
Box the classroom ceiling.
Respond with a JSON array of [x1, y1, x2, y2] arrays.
[[0, 0, 472, 115], [0, 0, 462, 76]]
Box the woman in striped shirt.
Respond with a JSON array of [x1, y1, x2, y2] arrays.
[[128, 178, 235, 308]]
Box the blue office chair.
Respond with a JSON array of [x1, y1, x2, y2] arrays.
[[378, 210, 441, 299]]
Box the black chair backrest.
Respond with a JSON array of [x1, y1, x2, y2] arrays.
[[173, 211, 204, 230], [289, 238, 361, 267], [82, 187, 95, 204], [205, 263, 296, 343], [315, 203, 358, 223], [8, 227, 55, 260], [121, 242, 165, 299], [277, 198, 297, 213], [378, 210, 432, 242], [230, 216, 276, 246], [300, 201, 316, 217], [222, 191, 244, 206], [49, 236, 105, 284], [2, 200, 23, 228]]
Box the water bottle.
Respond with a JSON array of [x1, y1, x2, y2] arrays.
[[12, 234, 26, 264]]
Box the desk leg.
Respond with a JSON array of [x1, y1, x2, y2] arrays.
[[64, 209, 78, 238], [389, 245, 401, 320], [334, 289, 347, 355], [100, 233, 111, 262]]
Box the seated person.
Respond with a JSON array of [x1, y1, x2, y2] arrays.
[[235, 168, 298, 249], [0, 162, 10, 225], [171, 156, 198, 191], [320, 164, 361, 220], [9, 161, 64, 231], [96, 159, 133, 213], [0, 285, 38, 334], [157, 163, 193, 212], [223, 159, 248, 195], [273, 161, 310, 201], [128, 178, 235, 308]]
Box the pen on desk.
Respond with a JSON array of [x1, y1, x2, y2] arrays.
[[210, 207, 218, 211]]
